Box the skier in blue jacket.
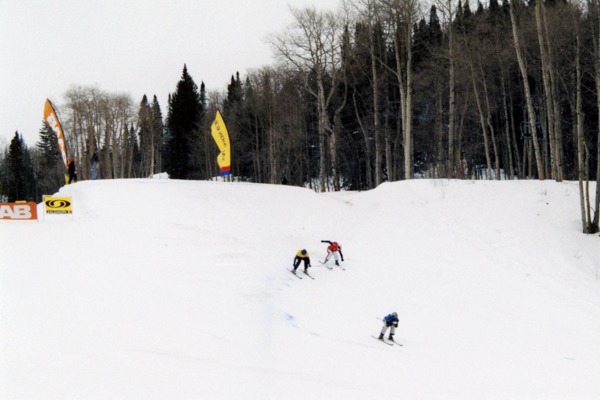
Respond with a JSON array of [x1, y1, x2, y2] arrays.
[[378, 312, 399, 341]]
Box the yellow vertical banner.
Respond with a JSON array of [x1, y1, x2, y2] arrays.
[[210, 110, 231, 176]]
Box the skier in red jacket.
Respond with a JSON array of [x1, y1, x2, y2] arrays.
[[321, 240, 344, 266]]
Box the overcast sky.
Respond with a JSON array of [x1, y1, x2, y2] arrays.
[[0, 0, 340, 146]]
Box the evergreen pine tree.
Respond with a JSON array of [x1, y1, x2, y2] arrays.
[[7, 132, 31, 202], [223, 72, 245, 178], [36, 120, 63, 195], [165, 64, 202, 179], [428, 5, 443, 46], [151, 95, 164, 174], [22, 146, 37, 201], [0, 144, 7, 201], [200, 82, 206, 113], [224, 73, 243, 115], [137, 95, 153, 176], [128, 123, 141, 178]]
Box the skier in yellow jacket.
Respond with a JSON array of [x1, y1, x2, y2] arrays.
[[292, 249, 311, 273]]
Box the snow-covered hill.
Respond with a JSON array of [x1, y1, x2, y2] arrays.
[[2, 179, 600, 399]]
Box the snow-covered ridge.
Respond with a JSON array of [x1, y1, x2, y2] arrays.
[[2, 179, 600, 399]]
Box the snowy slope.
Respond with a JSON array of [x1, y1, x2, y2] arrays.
[[2, 179, 600, 399]]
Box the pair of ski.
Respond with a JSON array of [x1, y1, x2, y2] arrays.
[[288, 260, 344, 279], [318, 260, 345, 271], [371, 335, 403, 346], [289, 269, 314, 280], [374, 317, 403, 346]]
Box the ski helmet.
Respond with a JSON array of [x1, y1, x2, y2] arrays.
[[301, 249, 307, 255], [392, 312, 398, 318], [333, 241, 338, 247]]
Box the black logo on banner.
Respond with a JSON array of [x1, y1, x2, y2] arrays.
[[45, 199, 71, 209]]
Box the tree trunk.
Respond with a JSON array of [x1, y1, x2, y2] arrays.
[[576, 33, 588, 233], [479, 61, 500, 180], [542, 4, 563, 181], [468, 55, 493, 179], [448, 14, 457, 178], [510, 2, 545, 180], [508, 81, 523, 178], [403, 5, 414, 180], [436, 82, 444, 177], [535, 2, 556, 179], [332, 113, 342, 190], [592, 0, 600, 232], [353, 89, 373, 189], [318, 79, 328, 192], [371, 36, 382, 187], [500, 68, 515, 179]]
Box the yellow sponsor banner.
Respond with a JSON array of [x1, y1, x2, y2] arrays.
[[210, 110, 231, 176], [44, 196, 72, 214]]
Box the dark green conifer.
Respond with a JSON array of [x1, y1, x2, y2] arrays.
[[165, 64, 202, 179], [36, 120, 63, 195], [7, 132, 34, 202], [138, 95, 153, 176], [151, 95, 164, 174]]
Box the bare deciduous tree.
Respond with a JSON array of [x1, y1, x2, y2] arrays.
[[433, 0, 459, 177], [268, 5, 345, 191], [63, 85, 135, 180]]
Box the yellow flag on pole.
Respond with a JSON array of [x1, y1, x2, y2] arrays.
[[210, 110, 231, 176]]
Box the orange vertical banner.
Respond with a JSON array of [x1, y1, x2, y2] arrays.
[[43, 99, 70, 171]]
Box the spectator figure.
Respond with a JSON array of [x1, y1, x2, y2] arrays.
[[68, 158, 77, 184], [90, 152, 99, 180]]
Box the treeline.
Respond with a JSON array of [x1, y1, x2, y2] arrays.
[[3, 0, 600, 230]]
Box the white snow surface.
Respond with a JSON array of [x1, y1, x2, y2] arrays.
[[2, 179, 600, 399]]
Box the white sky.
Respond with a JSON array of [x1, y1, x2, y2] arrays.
[[0, 0, 340, 146]]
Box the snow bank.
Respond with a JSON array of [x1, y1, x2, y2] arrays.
[[2, 179, 599, 399]]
